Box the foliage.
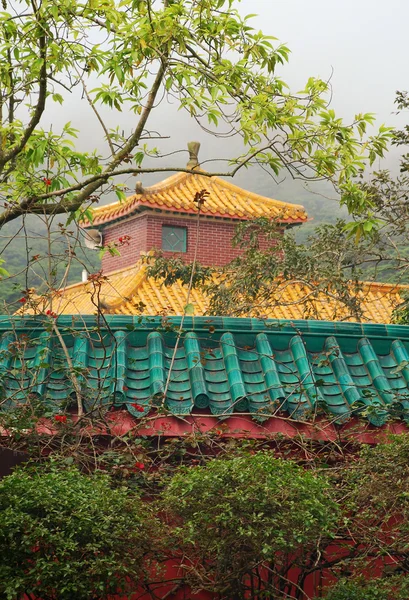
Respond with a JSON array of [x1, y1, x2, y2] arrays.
[[0, 0, 390, 232], [345, 435, 409, 561], [161, 451, 338, 598], [0, 462, 158, 600], [0, 217, 100, 306], [392, 292, 409, 324], [147, 217, 382, 320], [4, 397, 409, 599], [319, 576, 409, 600]]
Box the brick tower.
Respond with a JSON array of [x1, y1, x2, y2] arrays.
[[82, 143, 308, 274]]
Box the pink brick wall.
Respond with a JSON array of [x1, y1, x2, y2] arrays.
[[101, 214, 148, 272], [101, 212, 279, 273]]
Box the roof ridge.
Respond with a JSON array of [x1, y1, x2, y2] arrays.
[[360, 280, 409, 292], [211, 175, 306, 210], [85, 171, 308, 226]]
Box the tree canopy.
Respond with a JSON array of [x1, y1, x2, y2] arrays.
[[0, 0, 390, 230]]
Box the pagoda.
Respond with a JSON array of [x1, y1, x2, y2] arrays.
[[18, 143, 404, 321], [82, 142, 307, 274]]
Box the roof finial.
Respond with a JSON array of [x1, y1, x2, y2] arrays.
[[187, 141, 200, 170], [135, 181, 145, 194]]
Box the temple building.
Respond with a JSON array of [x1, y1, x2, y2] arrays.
[[38, 143, 405, 322], [3, 152, 409, 600]]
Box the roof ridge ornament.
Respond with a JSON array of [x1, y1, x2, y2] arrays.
[[134, 181, 145, 194], [187, 141, 200, 170]]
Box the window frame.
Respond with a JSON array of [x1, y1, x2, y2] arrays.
[[161, 225, 188, 253]]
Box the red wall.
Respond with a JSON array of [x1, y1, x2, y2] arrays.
[[101, 212, 279, 273], [101, 213, 149, 272]]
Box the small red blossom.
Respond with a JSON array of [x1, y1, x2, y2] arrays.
[[123, 385, 129, 391], [55, 415, 67, 423], [46, 310, 58, 318], [117, 235, 130, 246], [131, 403, 145, 413], [134, 462, 145, 470], [18, 297, 27, 304], [43, 178, 52, 186]]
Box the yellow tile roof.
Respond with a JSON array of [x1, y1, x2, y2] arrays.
[[26, 262, 408, 324], [86, 172, 308, 226]]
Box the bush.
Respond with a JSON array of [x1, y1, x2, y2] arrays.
[[162, 451, 338, 597], [320, 576, 409, 600], [0, 463, 158, 600]]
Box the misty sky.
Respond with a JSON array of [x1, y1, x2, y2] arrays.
[[43, 0, 409, 206], [242, 0, 407, 126]]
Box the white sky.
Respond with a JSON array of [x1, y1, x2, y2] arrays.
[[241, 0, 407, 125], [46, 0, 409, 203]]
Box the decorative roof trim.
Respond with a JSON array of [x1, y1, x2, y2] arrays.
[[3, 314, 409, 340], [83, 172, 308, 227]]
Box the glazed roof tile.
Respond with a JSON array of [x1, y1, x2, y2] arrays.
[[85, 172, 308, 226], [31, 261, 408, 324], [2, 315, 409, 426]]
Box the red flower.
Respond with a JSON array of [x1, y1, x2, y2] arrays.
[[135, 462, 145, 470], [46, 310, 57, 318], [18, 297, 27, 303], [43, 178, 52, 186], [55, 415, 67, 423], [131, 403, 144, 413], [118, 235, 130, 245], [123, 385, 129, 391]]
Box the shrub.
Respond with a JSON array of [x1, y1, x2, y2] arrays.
[[0, 463, 158, 600], [162, 451, 338, 598]]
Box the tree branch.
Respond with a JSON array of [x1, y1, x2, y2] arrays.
[[1, 24, 47, 165], [0, 139, 290, 227]]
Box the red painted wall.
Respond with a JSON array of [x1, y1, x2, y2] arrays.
[[101, 211, 279, 273]]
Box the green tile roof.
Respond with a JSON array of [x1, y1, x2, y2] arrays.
[[1, 316, 409, 426]]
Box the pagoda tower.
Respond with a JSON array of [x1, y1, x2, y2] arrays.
[[82, 143, 307, 274]]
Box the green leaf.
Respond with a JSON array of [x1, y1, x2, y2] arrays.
[[184, 303, 195, 315], [391, 361, 409, 375]]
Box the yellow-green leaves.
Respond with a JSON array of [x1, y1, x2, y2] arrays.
[[0, 258, 9, 278], [0, 0, 396, 231]]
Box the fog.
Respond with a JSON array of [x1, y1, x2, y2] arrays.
[[32, 0, 409, 209]]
